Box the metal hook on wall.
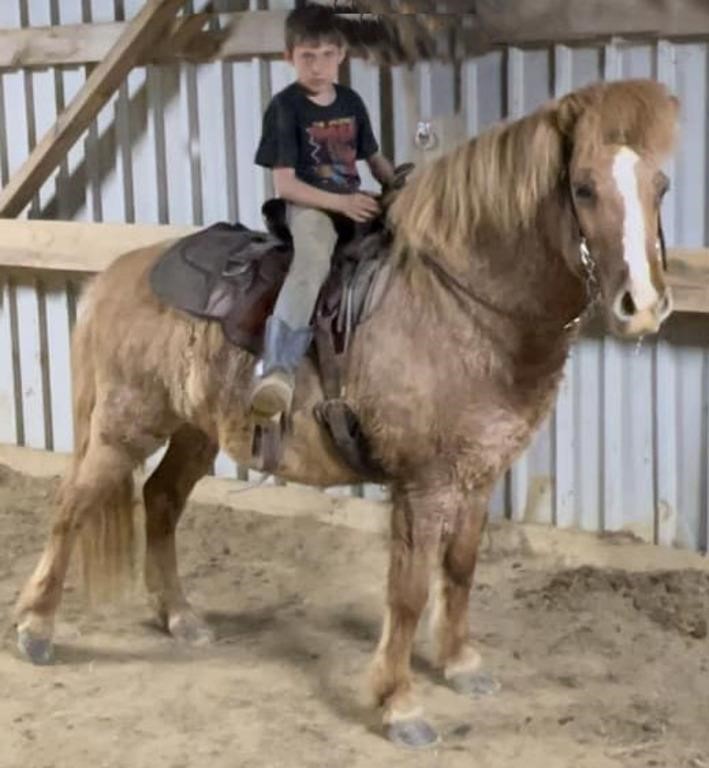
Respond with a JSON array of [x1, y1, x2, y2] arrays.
[[414, 121, 438, 151]]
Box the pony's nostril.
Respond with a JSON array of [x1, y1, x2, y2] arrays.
[[620, 291, 636, 317]]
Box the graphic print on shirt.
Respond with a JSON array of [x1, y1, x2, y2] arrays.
[[306, 117, 358, 188]]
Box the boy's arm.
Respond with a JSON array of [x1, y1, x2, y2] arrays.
[[273, 168, 379, 223], [366, 152, 395, 187]]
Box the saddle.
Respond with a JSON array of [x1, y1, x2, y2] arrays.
[[149, 165, 413, 478]]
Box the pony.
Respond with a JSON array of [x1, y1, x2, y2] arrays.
[[14, 78, 678, 748]]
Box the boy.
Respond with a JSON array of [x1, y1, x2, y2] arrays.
[[250, 3, 395, 420]]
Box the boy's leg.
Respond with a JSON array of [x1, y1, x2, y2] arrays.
[[250, 204, 338, 419], [273, 204, 338, 328]]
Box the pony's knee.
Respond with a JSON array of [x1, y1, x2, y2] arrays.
[[443, 531, 482, 585], [442, 554, 476, 589]]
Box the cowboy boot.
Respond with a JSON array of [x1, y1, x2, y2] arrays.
[[249, 315, 313, 420]]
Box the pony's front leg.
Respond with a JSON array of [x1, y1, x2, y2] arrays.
[[431, 486, 500, 697], [369, 484, 443, 748]]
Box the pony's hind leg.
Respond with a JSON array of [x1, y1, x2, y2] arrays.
[[369, 484, 443, 749], [143, 424, 218, 645], [431, 490, 500, 697], [14, 441, 136, 665]]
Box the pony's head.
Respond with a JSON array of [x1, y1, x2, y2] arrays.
[[555, 80, 679, 338], [388, 79, 679, 340]]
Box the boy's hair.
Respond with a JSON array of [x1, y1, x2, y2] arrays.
[[285, 5, 346, 52]]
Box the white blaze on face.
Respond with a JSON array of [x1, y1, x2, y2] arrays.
[[612, 147, 658, 310]]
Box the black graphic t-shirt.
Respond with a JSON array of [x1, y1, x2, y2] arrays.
[[254, 82, 379, 193]]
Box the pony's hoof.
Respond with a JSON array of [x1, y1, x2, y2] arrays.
[[448, 670, 500, 698], [17, 628, 54, 665], [385, 718, 440, 749], [168, 612, 214, 646]]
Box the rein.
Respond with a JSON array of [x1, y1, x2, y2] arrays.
[[416, 250, 514, 319], [413, 167, 595, 333]]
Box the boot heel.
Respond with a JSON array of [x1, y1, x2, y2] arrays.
[[250, 372, 293, 420]]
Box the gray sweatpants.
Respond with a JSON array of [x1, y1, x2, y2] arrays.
[[273, 203, 338, 330]]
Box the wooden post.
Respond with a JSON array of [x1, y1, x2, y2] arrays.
[[0, 0, 189, 218]]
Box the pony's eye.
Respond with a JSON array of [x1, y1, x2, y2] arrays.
[[574, 184, 595, 201]]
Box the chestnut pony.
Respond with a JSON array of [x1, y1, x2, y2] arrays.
[[15, 79, 678, 747]]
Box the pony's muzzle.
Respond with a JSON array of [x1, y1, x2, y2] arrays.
[[611, 282, 673, 336]]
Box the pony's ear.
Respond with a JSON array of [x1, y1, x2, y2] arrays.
[[554, 92, 587, 138]]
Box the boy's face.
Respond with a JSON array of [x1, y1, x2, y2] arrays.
[[287, 41, 345, 95]]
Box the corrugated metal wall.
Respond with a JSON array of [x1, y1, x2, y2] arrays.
[[1, 1, 708, 551]]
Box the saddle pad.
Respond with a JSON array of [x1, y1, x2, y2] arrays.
[[149, 221, 291, 354]]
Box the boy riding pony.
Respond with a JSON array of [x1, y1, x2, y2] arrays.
[[251, 4, 394, 420]]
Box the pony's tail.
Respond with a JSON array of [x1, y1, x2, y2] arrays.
[[66, 294, 136, 603], [69, 312, 96, 468]]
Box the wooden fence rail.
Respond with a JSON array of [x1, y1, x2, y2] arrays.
[[0, 219, 708, 313]]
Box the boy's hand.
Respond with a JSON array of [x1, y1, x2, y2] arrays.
[[338, 193, 380, 223]]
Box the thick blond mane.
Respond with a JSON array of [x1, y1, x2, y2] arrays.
[[388, 109, 562, 265], [388, 79, 679, 266]]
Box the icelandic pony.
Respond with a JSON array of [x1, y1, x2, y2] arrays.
[[15, 79, 678, 747]]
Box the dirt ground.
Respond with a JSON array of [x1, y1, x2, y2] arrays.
[[1, 463, 708, 768]]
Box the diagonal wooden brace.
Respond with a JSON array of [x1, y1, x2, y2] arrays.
[[0, 0, 191, 218]]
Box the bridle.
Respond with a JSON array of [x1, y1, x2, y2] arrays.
[[413, 152, 669, 334], [564, 148, 669, 331]]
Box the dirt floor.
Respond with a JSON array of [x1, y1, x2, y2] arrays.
[[1, 463, 709, 768]]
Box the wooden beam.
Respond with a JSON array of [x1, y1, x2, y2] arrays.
[[476, 0, 709, 48], [666, 248, 709, 315], [0, 220, 708, 314], [0, 219, 196, 273], [0, 0, 186, 218], [214, 10, 288, 61], [0, 12, 286, 70], [4, 5, 709, 70], [0, 22, 125, 69]]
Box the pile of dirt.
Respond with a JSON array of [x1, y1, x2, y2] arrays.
[[516, 565, 709, 639]]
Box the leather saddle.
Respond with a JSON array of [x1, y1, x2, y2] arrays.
[[150, 202, 387, 359], [148, 164, 414, 478]]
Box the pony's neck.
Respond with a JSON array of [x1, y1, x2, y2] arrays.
[[410, 190, 587, 336]]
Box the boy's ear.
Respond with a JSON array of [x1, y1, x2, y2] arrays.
[[336, 46, 347, 65], [284, 48, 293, 63]]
